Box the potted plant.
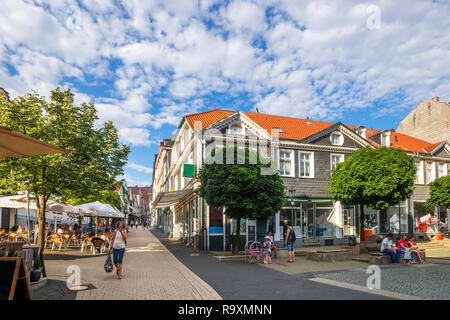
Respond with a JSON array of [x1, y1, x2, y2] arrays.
[[30, 257, 42, 282], [7, 248, 17, 257]]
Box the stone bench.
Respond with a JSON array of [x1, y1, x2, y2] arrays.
[[369, 251, 427, 265], [307, 249, 352, 262]]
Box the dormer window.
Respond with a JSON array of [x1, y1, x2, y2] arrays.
[[229, 124, 243, 135], [356, 126, 366, 138], [381, 133, 390, 147], [273, 127, 285, 133], [330, 132, 344, 146]]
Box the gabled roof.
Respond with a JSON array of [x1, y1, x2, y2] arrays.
[[183, 109, 444, 155]]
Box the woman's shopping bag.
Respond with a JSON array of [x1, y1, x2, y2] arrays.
[[104, 253, 114, 273]]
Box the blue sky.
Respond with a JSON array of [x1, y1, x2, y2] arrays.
[[1, 0, 449, 186]]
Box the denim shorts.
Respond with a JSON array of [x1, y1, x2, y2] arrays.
[[113, 248, 125, 264], [286, 243, 294, 252]]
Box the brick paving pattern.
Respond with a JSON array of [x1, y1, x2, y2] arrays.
[[34, 227, 222, 300], [315, 261, 450, 300]]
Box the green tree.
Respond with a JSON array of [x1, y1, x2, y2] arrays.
[[0, 88, 129, 276], [426, 176, 450, 209], [328, 147, 416, 242], [199, 145, 285, 254]]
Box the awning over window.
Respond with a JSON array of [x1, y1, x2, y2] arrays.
[[153, 188, 194, 209]]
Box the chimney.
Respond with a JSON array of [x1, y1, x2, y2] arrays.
[[431, 97, 439, 102]]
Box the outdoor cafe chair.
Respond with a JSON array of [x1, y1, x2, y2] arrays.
[[92, 238, 104, 255], [51, 235, 65, 251], [81, 237, 93, 253]]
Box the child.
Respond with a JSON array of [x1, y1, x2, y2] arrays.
[[403, 242, 412, 265], [263, 236, 272, 264]]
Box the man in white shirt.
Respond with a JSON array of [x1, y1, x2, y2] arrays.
[[380, 233, 400, 263]]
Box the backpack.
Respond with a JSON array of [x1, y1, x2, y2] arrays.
[[289, 229, 296, 242], [104, 254, 113, 273]]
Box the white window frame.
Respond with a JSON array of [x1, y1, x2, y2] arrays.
[[279, 150, 294, 177], [330, 131, 344, 146], [380, 132, 391, 147], [415, 160, 424, 184], [330, 153, 345, 171], [438, 163, 447, 178], [426, 162, 435, 184], [299, 151, 314, 178]]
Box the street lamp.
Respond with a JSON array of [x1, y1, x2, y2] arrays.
[[289, 187, 296, 225]]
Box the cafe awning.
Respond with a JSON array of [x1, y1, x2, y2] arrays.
[[153, 188, 194, 209], [0, 125, 67, 159]]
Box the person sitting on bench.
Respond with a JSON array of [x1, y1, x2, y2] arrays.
[[380, 233, 401, 264]]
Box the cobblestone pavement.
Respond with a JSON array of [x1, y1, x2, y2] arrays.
[[33, 227, 221, 300], [154, 230, 391, 300], [314, 260, 450, 300]]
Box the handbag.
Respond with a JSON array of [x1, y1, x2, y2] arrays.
[[104, 253, 113, 273]]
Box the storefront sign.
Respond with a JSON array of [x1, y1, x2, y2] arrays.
[[209, 227, 223, 235]]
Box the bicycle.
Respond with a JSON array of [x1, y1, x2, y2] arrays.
[[245, 240, 265, 264]]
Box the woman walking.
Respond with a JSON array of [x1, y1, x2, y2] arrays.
[[109, 221, 127, 280]]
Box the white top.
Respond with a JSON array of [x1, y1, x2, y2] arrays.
[[113, 229, 126, 249], [380, 238, 393, 252]]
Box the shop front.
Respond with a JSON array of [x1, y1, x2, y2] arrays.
[[413, 202, 449, 237], [275, 199, 343, 246]]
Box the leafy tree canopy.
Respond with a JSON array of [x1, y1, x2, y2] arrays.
[[0, 87, 129, 202], [328, 147, 416, 210], [426, 176, 450, 208], [199, 145, 285, 220], [0, 87, 129, 274]]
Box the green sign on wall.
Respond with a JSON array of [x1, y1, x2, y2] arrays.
[[183, 164, 195, 177]]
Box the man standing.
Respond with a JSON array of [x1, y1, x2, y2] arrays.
[[282, 220, 288, 248]]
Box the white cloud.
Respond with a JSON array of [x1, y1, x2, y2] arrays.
[[126, 163, 153, 174], [118, 128, 152, 147], [1, 0, 449, 152]]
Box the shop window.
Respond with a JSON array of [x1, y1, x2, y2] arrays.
[[231, 218, 247, 235], [388, 201, 408, 234], [363, 206, 378, 234], [414, 202, 437, 233], [315, 201, 335, 237], [209, 206, 223, 228], [343, 207, 356, 236], [438, 206, 448, 233]]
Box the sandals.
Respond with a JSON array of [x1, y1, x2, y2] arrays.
[[118, 275, 123, 280]]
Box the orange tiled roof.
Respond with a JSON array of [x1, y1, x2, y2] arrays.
[[243, 112, 336, 140], [184, 109, 440, 154], [185, 109, 336, 140], [390, 132, 442, 153], [185, 109, 234, 129]]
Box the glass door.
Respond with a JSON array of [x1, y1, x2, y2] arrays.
[[302, 202, 315, 238]]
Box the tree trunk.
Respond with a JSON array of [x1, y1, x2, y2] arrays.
[[37, 195, 47, 277], [359, 204, 365, 243], [232, 218, 240, 255]]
